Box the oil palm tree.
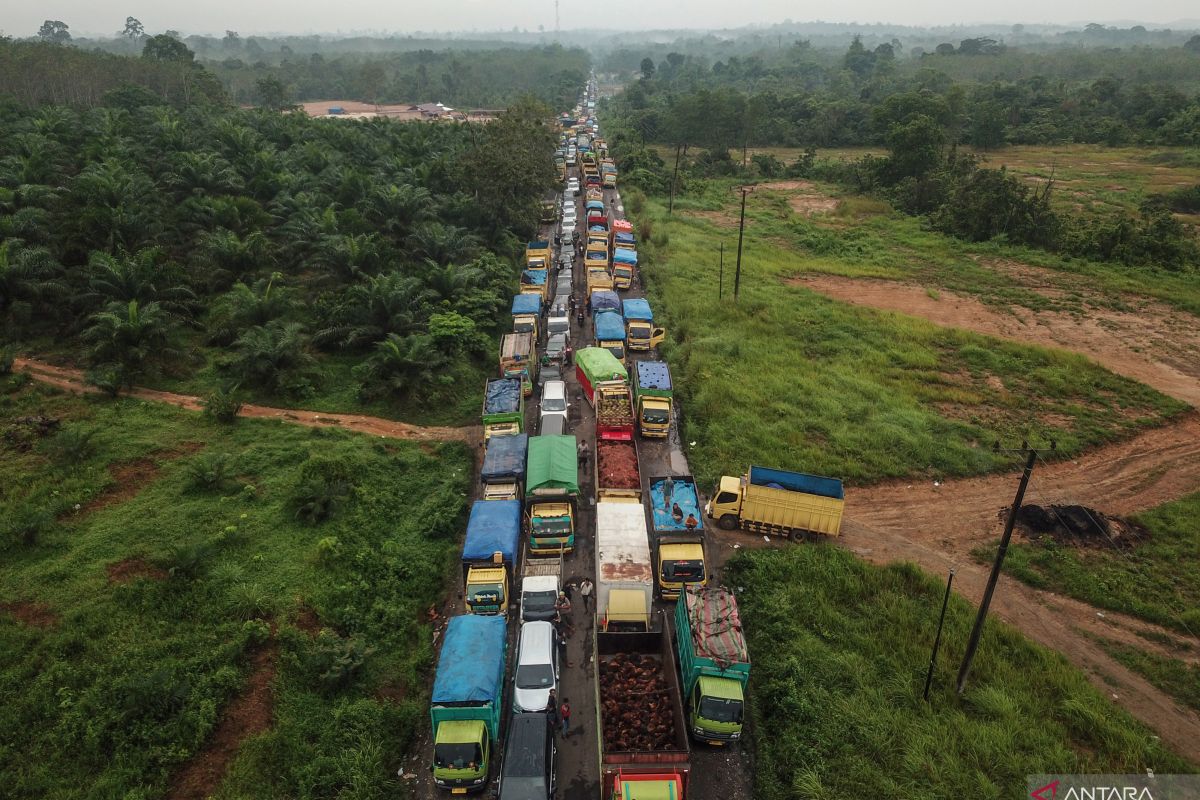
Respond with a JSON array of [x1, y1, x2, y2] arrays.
[[406, 222, 478, 266], [356, 332, 448, 400], [227, 321, 317, 397], [77, 248, 197, 318], [206, 273, 298, 345], [83, 299, 184, 386], [314, 271, 433, 351]]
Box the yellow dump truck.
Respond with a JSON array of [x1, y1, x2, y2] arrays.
[[706, 466, 844, 539]]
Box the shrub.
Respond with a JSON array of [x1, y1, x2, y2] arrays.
[[202, 386, 243, 423], [186, 452, 234, 492], [84, 365, 125, 397], [303, 631, 377, 694], [0, 346, 14, 375], [4, 506, 54, 546], [41, 426, 97, 466], [290, 456, 357, 525], [161, 539, 216, 579]]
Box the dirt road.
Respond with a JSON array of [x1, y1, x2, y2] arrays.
[[13, 357, 474, 443]]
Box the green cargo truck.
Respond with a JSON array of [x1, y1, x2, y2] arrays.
[[674, 585, 750, 745], [524, 435, 579, 555]]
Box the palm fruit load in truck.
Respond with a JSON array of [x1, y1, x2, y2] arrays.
[[574, 347, 627, 407], [621, 298, 664, 351], [480, 432, 528, 501], [647, 475, 706, 601], [706, 465, 845, 539], [633, 361, 672, 438], [524, 435, 579, 555], [430, 614, 507, 793], [595, 438, 640, 504], [595, 381, 634, 441], [595, 501, 654, 631], [499, 332, 535, 397], [595, 611, 691, 799], [511, 293, 541, 341], [675, 585, 750, 745], [461, 499, 521, 615], [482, 377, 524, 441]]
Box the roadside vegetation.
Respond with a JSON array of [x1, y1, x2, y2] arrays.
[[1098, 640, 1200, 714], [727, 545, 1190, 800], [628, 191, 1185, 489], [0, 377, 471, 798], [999, 493, 1200, 635]]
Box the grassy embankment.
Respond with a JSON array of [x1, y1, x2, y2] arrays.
[[728, 546, 1192, 800], [625, 189, 1186, 490], [0, 374, 471, 798]]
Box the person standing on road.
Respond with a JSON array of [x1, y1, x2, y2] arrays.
[[559, 698, 572, 738], [577, 440, 589, 470], [579, 578, 593, 613], [545, 689, 559, 732]]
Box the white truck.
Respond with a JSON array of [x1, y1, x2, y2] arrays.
[[519, 555, 563, 623], [595, 501, 653, 632]]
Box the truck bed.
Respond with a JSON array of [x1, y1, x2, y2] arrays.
[[596, 439, 640, 501], [647, 476, 701, 534]]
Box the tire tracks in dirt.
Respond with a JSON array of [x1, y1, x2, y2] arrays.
[[14, 357, 475, 443]]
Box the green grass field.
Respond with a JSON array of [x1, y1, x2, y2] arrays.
[[631, 192, 1186, 489], [1099, 640, 1200, 715], [0, 375, 471, 799], [998, 493, 1200, 635], [727, 546, 1191, 800]]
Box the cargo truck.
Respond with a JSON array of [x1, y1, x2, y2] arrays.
[[519, 554, 562, 622], [499, 332, 535, 397], [633, 361, 672, 438], [575, 347, 628, 407], [511, 294, 541, 341], [525, 435, 579, 555], [621, 298, 664, 351], [611, 247, 636, 290], [595, 383, 634, 441], [705, 466, 845, 539], [593, 309, 626, 365], [430, 614, 507, 793], [589, 289, 620, 315], [595, 613, 690, 799], [461, 499, 521, 615], [675, 585, 750, 745], [647, 476, 706, 601], [520, 267, 548, 301], [602, 165, 618, 189], [480, 433, 528, 501], [482, 377, 524, 440], [525, 240, 551, 271], [595, 501, 653, 631], [587, 266, 614, 297], [585, 244, 610, 273], [595, 438, 641, 504]]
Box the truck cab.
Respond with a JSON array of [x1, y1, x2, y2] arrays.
[[527, 501, 575, 554], [706, 466, 845, 539], [622, 299, 664, 351], [608, 770, 685, 800], [433, 720, 490, 793], [690, 676, 745, 742], [657, 540, 706, 600], [465, 563, 509, 615]]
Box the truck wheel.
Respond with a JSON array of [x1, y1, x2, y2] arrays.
[[718, 515, 738, 531]]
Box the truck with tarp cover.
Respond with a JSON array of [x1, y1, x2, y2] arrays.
[[525, 435, 579, 555], [511, 294, 541, 341], [461, 500, 521, 615], [574, 347, 628, 407], [647, 475, 706, 601], [706, 466, 845, 539], [525, 240, 551, 271], [675, 585, 750, 745], [611, 247, 637, 291], [480, 433, 528, 501], [430, 614, 507, 793], [633, 361, 672, 438], [621, 298, 664, 351], [595, 612, 690, 799], [482, 377, 523, 440], [499, 333, 535, 397], [589, 290, 620, 315], [520, 267, 549, 301], [593, 310, 626, 365]]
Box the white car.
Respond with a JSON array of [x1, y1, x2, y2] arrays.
[[539, 378, 569, 428], [513, 621, 559, 713], [560, 221, 576, 240]]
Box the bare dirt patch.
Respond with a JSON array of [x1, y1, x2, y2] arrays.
[[0, 600, 59, 627], [167, 643, 278, 800], [293, 604, 321, 636], [690, 209, 741, 228], [76, 457, 161, 516], [106, 557, 168, 584], [757, 179, 840, 216], [789, 275, 1200, 407]]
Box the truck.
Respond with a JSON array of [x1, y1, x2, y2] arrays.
[[519, 554, 562, 622], [499, 332, 535, 397], [519, 267, 549, 301], [525, 240, 551, 271], [602, 163, 618, 189], [524, 435, 579, 555], [589, 289, 620, 315], [594, 612, 691, 799], [596, 438, 640, 503], [461, 499, 521, 615], [585, 242, 610, 272], [595, 501, 653, 631], [430, 614, 507, 793], [611, 247, 637, 290], [705, 465, 845, 539], [480, 433, 528, 501], [540, 198, 557, 224], [674, 585, 750, 745], [482, 377, 524, 441], [593, 309, 626, 365], [587, 266, 614, 297], [596, 382, 635, 441], [574, 347, 628, 407], [511, 294, 541, 341], [621, 298, 664, 351], [647, 476, 706, 601], [633, 361, 672, 439]]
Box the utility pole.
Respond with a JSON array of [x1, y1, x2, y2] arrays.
[[668, 143, 682, 215], [923, 569, 955, 702], [733, 186, 749, 300], [718, 242, 724, 299], [554, 0, 560, 36], [956, 443, 1044, 693]]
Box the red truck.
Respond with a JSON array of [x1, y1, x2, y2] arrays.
[[596, 383, 634, 441]]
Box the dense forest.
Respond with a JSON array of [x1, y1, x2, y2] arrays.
[[0, 40, 558, 414]]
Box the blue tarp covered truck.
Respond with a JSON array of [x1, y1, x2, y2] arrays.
[[480, 433, 528, 501], [462, 500, 521, 614]]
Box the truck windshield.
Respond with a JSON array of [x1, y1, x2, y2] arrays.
[[628, 324, 651, 338], [603, 345, 625, 360], [642, 407, 670, 425], [662, 560, 705, 581], [532, 517, 571, 536], [699, 697, 744, 724], [434, 742, 482, 769], [470, 585, 503, 604], [514, 320, 534, 333], [524, 590, 557, 612], [515, 663, 555, 690]]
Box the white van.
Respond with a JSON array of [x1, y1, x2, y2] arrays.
[[548, 299, 570, 337], [513, 621, 558, 712]]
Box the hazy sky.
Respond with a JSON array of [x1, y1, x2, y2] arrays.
[[2, 0, 1197, 38]]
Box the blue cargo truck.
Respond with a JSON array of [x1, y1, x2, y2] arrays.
[[431, 615, 508, 793], [461, 500, 521, 615], [480, 433, 528, 501]]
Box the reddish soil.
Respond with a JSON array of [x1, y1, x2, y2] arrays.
[[167, 643, 278, 800], [15, 357, 473, 443], [79, 457, 161, 515], [0, 600, 60, 627], [106, 557, 167, 584], [758, 180, 839, 215], [789, 275, 1200, 407]]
